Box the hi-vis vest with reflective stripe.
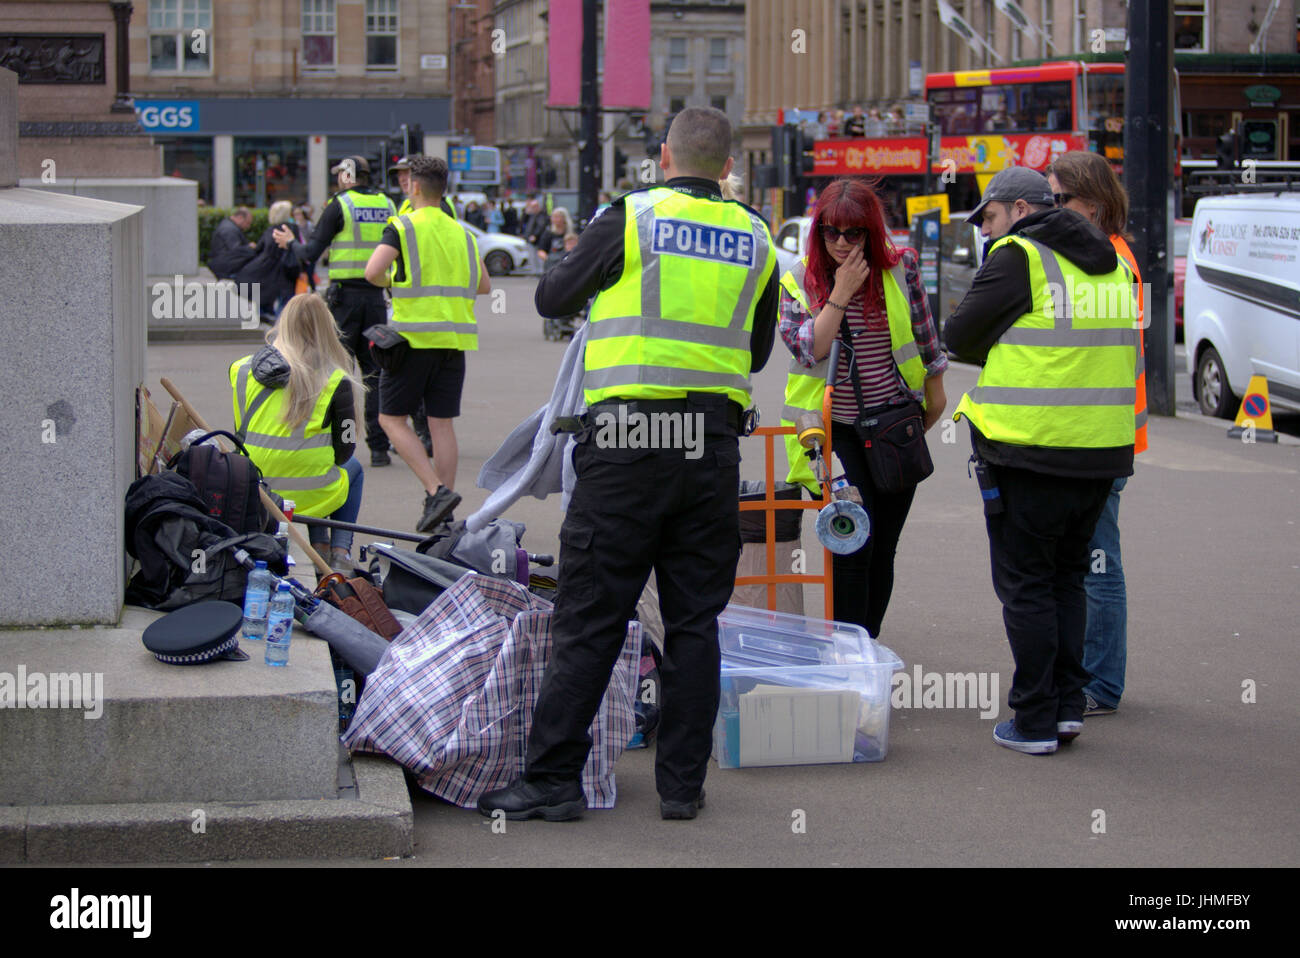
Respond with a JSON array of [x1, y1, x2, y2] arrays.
[[389, 204, 481, 350], [583, 186, 776, 409], [779, 259, 926, 493], [1111, 234, 1148, 454], [952, 234, 1138, 449], [230, 357, 348, 518], [328, 190, 396, 281]]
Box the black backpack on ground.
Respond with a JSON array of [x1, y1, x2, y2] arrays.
[[124, 471, 288, 611], [166, 430, 280, 536]]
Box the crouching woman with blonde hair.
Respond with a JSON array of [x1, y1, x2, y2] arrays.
[[230, 292, 366, 577]]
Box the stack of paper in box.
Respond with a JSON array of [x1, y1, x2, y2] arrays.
[[712, 605, 903, 768]]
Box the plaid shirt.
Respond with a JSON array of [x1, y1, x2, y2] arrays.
[[778, 249, 948, 411], [342, 574, 640, 809]]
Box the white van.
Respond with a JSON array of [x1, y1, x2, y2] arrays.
[[1184, 192, 1300, 418]]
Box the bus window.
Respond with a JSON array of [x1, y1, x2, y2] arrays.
[[931, 87, 978, 135]]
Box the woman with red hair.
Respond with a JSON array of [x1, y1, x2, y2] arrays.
[[778, 177, 948, 637]]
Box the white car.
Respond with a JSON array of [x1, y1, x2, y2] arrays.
[[774, 216, 812, 277], [1184, 192, 1300, 418], [464, 222, 540, 276]]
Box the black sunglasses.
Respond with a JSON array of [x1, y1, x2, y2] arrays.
[[1054, 193, 1076, 207], [819, 225, 867, 243]]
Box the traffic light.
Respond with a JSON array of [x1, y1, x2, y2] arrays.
[[406, 124, 423, 156], [1216, 128, 1239, 170], [790, 127, 816, 183], [613, 146, 628, 180]]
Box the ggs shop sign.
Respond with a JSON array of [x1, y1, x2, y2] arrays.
[[135, 100, 200, 132]]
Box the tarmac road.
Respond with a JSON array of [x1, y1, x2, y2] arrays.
[[147, 276, 1300, 868]]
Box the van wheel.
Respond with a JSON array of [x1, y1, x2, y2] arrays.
[[1196, 347, 1237, 419]]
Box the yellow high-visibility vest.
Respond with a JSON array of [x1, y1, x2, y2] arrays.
[[328, 190, 396, 281], [389, 204, 481, 350], [583, 186, 776, 409], [230, 357, 348, 517], [953, 233, 1138, 449]]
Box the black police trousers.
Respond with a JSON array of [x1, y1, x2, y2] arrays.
[[524, 399, 742, 803], [330, 285, 388, 453], [984, 465, 1112, 739]]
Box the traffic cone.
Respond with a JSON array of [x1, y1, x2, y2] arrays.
[[1227, 375, 1279, 443]]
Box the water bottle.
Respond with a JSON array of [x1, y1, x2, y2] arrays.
[[264, 582, 294, 666], [241, 560, 274, 641]]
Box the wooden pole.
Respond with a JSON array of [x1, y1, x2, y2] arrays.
[[159, 376, 333, 575]]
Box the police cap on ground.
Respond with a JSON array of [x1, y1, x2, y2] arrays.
[[142, 600, 249, 665], [967, 167, 1056, 225], [330, 155, 371, 176]]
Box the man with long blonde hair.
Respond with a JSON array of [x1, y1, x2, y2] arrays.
[[230, 293, 366, 576]]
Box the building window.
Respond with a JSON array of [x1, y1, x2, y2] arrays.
[[1073, 0, 1087, 54], [365, 0, 399, 69], [1174, 1, 1209, 52], [147, 0, 212, 73], [1040, 0, 1053, 58], [669, 96, 686, 114], [708, 37, 727, 73], [668, 37, 688, 73], [301, 0, 335, 70], [711, 95, 727, 112], [234, 137, 308, 208]]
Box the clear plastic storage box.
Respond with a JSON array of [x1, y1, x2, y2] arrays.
[[712, 604, 904, 768]]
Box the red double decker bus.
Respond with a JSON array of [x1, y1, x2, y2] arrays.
[[808, 61, 1127, 217]]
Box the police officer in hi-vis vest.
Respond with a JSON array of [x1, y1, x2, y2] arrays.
[[274, 156, 395, 467], [478, 106, 780, 823], [944, 167, 1138, 757], [364, 155, 490, 533]]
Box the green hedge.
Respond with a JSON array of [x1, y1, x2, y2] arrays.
[[198, 207, 271, 265]]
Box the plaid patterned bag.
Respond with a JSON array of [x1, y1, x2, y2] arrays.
[[341, 574, 640, 809]]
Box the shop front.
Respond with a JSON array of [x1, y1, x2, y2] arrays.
[[136, 96, 451, 210]]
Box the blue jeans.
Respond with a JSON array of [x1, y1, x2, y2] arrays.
[[308, 457, 364, 554], [1083, 476, 1127, 708]]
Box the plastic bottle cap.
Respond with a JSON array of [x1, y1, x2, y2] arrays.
[[254, 560, 268, 569], [276, 582, 290, 591]]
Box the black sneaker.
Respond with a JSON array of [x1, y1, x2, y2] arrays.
[[660, 789, 706, 820], [477, 778, 586, 822], [416, 486, 462, 533], [370, 448, 391, 467]]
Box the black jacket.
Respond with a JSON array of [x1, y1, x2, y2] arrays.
[[233, 224, 305, 312], [943, 207, 1132, 478], [522, 210, 550, 248], [208, 217, 256, 279], [245, 345, 356, 466], [534, 178, 780, 375]]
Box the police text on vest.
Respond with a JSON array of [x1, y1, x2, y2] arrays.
[[652, 219, 755, 267]]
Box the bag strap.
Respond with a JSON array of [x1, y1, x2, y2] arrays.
[[837, 317, 871, 415]]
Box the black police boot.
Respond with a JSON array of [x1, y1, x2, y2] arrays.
[[477, 778, 586, 822], [416, 485, 461, 533], [370, 447, 391, 467], [660, 789, 706, 821]]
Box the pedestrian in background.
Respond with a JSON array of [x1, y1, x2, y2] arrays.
[[486, 199, 505, 233], [230, 293, 365, 578], [944, 167, 1138, 756], [536, 207, 574, 268], [1045, 150, 1147, 719], [208, 205, 257, 280], [777, 177, 947, 638], [272, 156, 396, 468]]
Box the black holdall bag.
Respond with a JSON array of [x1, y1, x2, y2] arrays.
[[838, 320, 934, 494], [364, 324, 410, 373], [166, 429, 279, 535]]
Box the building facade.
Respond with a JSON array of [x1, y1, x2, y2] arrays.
[[129, 0, 454, 208], [4, 0, 160, 179], [741, 0, 1300, 207], [452, 0, 497, 145]]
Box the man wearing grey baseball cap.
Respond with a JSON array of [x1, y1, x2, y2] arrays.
[[944, 165, 1139, 758]]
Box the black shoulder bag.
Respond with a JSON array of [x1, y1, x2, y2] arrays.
[[838, 319, 934, 494]]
